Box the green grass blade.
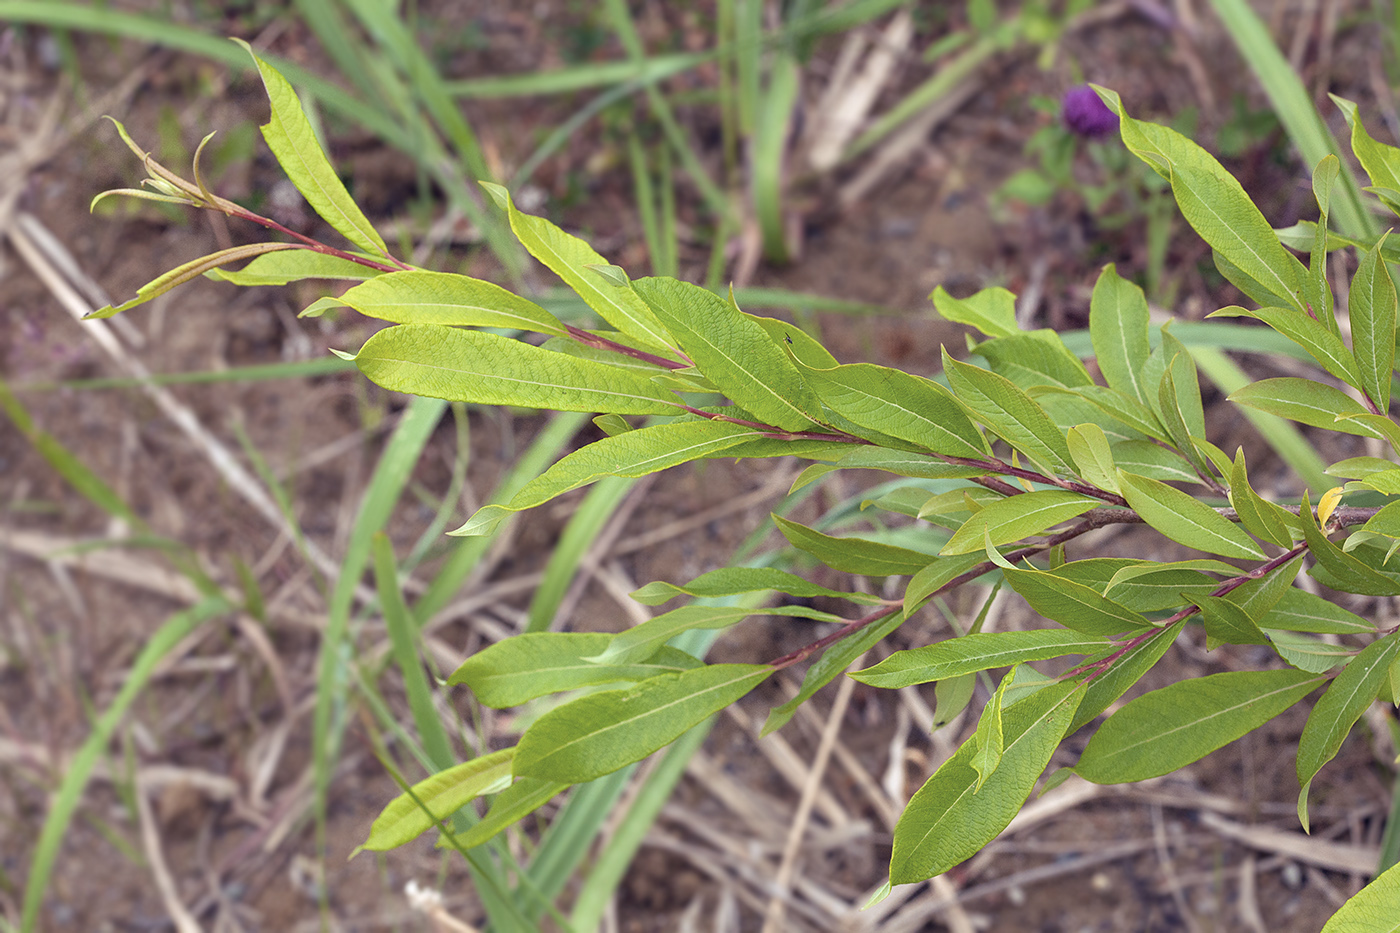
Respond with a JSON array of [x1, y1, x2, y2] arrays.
[[21, 596, 231, 933], [523, 768, 636, 918], [753, 51, 799, 262], [0, 379, 139, 526], [373, 532, 456, 771], [313, 396, 447, 855], [1207, 0, 1375, 239]]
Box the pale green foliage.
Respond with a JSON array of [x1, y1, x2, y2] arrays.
[[90, 43, 1400, 926]]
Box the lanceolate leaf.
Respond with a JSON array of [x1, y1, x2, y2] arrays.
[[1310, 157, 1338, 328], [1267, 631, 1353, 674], [1209, 306, 1361, 388], [1297, 634, 1400, 827], [1299, 493, 1400, 596], [1089, 264, 1153, 407], [852, 630, 1108, 689], [975, 331, 1094, 390], [482, 182, 673, 351], [943, 352, 1075, 474], [890, 680, 1084, 884], [451, 420, 763, 535], [970, 672, 1008, 791], [631, 567, 884, 606], [1171, 165, 1308, 313], [87, 243, 300, 318], [1076, 669, 1325, 783], [585, 604, 840, 667], [210, 249, 383, 286], [1348, 234, 1397, 410], [1116, 470, 1265, 559], [357, 749, 515, 853], [796, 360, 987, 458], [1334, 95, 1400, 193], [1002, 565, 1153, 636], [633, 278, 824, 431], [513, 664, 771, 783], [1229, 378, 1384, 439], [1228, 448, 1296, 547], [931, 285, 1018, 338], [807, 448, 990, 483], [447, 633, 701, 707], [353, 325, 679, 415], [941, 491, 1098, 556], [1112, 440, 1201, 484], [774, 515, 934, 576], [904, 554, 992, 615], [1067, 423, 1119, 494], [323, 270, 568, 334], [236, 42, 388, 258], [1259, 587, 1375, 635], [1196, 595, 1270, 649]]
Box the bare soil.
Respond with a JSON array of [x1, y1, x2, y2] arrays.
[[2, 3, 1397, 932]]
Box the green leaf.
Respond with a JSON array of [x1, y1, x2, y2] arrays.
[[1112, 439, 1201, 484], [1327, 457, 1398, 480], [941, 491, 1097, 556], [943, 352, 1075, 474], [513, 664, 770, 783], [890, 679, 1084, 883], [931, 285, 1017, 338], [1349, 466, 1400, 492], [482, 182, 672, 351], [447, 633, 701, 707], [774, 515, 933, 576], [353, 324, 678, 415], [1102, 565, 1219, 612], [1334, 95, 1400, 193], [1299, 493, 1400, 596], [1076, 669, 1324, 783], [235, 41, 388, 257], [321, 270, 567, 334], [87, 243, 300, 318], [1297, 635, 1400, 829], [1260, 586, 1377, 635], [1065, 385, 1166, 441], [1266, 630, 1353, 674], [357, 749, 515, 853], [1089, 265, 1153, 407], [761, 609, 907, 736], [453, 420, 763, 535], [934, 674, 977, 729], [1349, 233, 1397, 410], [633, 278, 823, 431], [585, 604, 839, 667], [975, 331, 1095, 390], [903, 553, 992, 615], [1002, 565, 1153, 636], [1225, 555, 1304, 620], [970, 671, 1008, 792], [794, 448, 989, 488], [852, 630, 1108, 689], [1069, 622, 1184, 733], [1067, 423, 1120, 494], [1228, 448, 1297, 547], [1116, 470, 1264, 559], [796, 359, 988, 458], [1197, 594, 1270, 649], [1229, 377, 1385, 439], [1208, 306, 1360, 388], [1171, 165, 1308, 312], [1317, 858, 1400, 932], [209, 249, 382, 285], [631, 567, 883, 606]]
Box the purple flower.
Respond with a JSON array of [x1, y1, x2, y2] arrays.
[[1063, 86, 1119, 139]]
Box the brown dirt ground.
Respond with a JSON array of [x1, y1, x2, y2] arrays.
[[2, 2, 1398, 932]]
